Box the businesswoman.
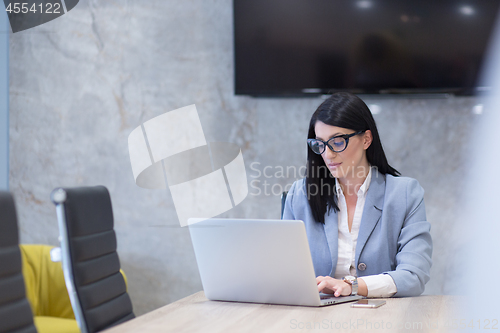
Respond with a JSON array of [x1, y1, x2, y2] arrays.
[[282, 92, 432, 298]]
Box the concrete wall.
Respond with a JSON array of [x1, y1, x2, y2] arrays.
[[10, 0, 478, 315]]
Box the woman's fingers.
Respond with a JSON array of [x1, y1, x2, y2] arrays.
[[316, 276, 351, 297], [317, 277, 338, 295]]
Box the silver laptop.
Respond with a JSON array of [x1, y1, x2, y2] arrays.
[[188, 218, 363, 306]]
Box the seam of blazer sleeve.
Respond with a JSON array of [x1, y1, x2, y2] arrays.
[[283, 180, 297, 220], [405, 178, 410, 219], [405, 179, 425, 223]]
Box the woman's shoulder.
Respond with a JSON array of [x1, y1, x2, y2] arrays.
[[384, 173, 425, 199], [287, 178, 306, 196], [282, 178, 311, 219]]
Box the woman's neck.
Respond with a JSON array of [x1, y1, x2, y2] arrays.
[[338, 164, 371, 197]]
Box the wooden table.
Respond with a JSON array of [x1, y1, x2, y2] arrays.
[[104, 292, 463, 333]]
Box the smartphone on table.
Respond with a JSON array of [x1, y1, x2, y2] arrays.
[[351, 300, 386, 308]]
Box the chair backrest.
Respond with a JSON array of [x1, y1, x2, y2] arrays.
[[280, 191, 288, 219], [51, 186, 134, 333], [0, 192, 38, 333]]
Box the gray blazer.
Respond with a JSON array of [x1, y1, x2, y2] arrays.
[[282, 169, 432, 297]]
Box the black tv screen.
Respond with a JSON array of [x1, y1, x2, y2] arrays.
[[234, 0, 500, 96]]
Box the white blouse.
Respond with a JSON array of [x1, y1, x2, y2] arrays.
[[334, 167, 397, 297]]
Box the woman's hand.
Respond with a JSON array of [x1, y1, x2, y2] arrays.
[[316, 276, 352, 297]]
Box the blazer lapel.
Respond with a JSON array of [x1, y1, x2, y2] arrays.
[[323, 206, 339, 277], [355, 169, 386, 265]]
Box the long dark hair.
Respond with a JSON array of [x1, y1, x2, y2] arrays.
[[305, 92, 399, 223]]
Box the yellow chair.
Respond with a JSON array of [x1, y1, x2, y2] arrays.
[[20, 244, 130, 333], [20, 244, 80, 333]]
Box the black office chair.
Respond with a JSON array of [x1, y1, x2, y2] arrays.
[[281, 191, 288, 219], [51, 186, 135, 333], [0, 192, 38, 333]]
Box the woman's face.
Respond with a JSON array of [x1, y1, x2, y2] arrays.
[[314, 121, 372, 180]]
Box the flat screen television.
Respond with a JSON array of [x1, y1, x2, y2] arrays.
[[233, 0, 500, 96]]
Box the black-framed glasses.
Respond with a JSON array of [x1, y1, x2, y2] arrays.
[[307, 130, 365, 154]]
